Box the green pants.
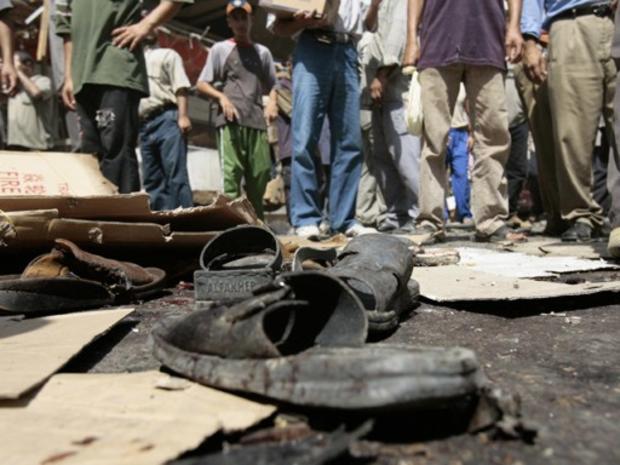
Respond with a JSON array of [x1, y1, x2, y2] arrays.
[[218, 124, 272, 219]]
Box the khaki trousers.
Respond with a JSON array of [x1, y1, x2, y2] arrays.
[[547, 14, 616, 227], [513, 63, 565, 233], [418, 65, 509, 235]]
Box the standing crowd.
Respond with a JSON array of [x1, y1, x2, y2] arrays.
[[1, 0, 620, 257]]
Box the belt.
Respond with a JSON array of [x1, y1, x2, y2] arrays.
[[551, 2, 613, 23], [141, 103, 176, 122], [307, 29, 353, 45]]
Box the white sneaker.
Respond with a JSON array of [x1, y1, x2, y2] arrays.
[[295, 224, 321, 240], [345, 223, 377, 237]]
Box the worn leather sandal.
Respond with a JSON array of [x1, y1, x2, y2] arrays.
[[0, 239, 165, 314], [152, 271, 483, 410], [194, 225, 283, 303], [293, 234, 419, 333]]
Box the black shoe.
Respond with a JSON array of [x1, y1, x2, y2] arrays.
[[561, 222, 596, 242], [376, 221, 396, 233], [392, 219, 417, 234]]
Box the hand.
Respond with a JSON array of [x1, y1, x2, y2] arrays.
[[369, 76, 385, 104], [2, 61, 17, 95], [62, 77, 76, 110], [178, 115, 192, 135], [264, 101, 278, 123], [112, 20, 153, 51], [467, 135, 474, 152], [403, 39, 420, 67], [219, 95, 239, 122], [505, 26, 524, 63], [522, 40, 547, 84], [293, 10, 328, 29]]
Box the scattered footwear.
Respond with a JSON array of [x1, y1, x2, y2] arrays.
[[392, 219, 417, 234], [344, 223, 377, 237], [152, 271, 483, 410], [475, 225, 527, 243], [295, 224, 321, 240], [194, 225, 282, 303], [607, 227, 620, 258], [293, 234, 419, 332], [561, 221, 597, 242], [413, 223, 446, 245], [376, 221, 397, 233], [0, 239, 165, 314]]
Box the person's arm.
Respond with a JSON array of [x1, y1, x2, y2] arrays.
[[112, 0, 190, 51], [0, 16, 16, 95], [271, 11, 328, 37], [176, 90, 191, 134], [364, 0, 382, 32], [61, 38, 76, 109], [196, 80, 239, 122], [264, 87, 278, 123], [505, 0, 524, 63], [402, 0, 424, 66], [15, 70, 44, 100], [520, 0, 546, 83]]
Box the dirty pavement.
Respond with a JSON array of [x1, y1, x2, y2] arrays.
[[1, 193, 619, 465]]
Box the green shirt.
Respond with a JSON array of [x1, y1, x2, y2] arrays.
[[55, 0, 192, 97]]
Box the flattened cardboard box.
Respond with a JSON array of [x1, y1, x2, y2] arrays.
[[259, 0, 339, 23], [0, 151, 117, 196]]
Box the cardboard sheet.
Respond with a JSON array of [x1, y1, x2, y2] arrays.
[[456, 247, 618, 278], [0, 194, 257, 227], [413, 247, 620, 302], [0, 371, 276, 465], [0, 151, 117, 196], [0, 308, 134, 399]]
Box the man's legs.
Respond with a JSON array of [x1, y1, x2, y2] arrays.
[[242, 127, 272, 220], [418, 65, 463, 232], [447, 127, 472, 221], [92, 86, 141, 193], [378, 101, 421, 226], [139, 120, 169, 210], [506, 121, 529, 215], [290, 34, 332, 229], [156, 110, 193, 209], [608, 56, 620, 256], [326, 42, 363, 232], [514, 63, 565, 234], [547, 15, 613, 234], [356, 120, 386, 227], [464, 65, 510, 236], [218, 124, 245, 201]]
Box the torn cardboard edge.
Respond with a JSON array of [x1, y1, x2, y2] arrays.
[[3, 214, 221, 248], [0, 307, 134, 400], [413, 247, 620, 303], [0, 193, 258, 230], [0, 371, 276, 465]]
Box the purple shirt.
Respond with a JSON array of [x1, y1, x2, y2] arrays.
[[418, 0, 506, 71]]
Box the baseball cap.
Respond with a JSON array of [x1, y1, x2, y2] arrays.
[[226, 0, 252, 15]]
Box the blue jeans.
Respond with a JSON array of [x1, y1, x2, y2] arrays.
[[446, 127, 472, 221], [139, 108, 193, 210], [290, 32, 362, 232]]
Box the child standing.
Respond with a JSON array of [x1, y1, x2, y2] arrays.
[[197, 0, 277, 219]]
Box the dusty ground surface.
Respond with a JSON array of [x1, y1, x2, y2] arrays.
[[60, 229, 620, 465]]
